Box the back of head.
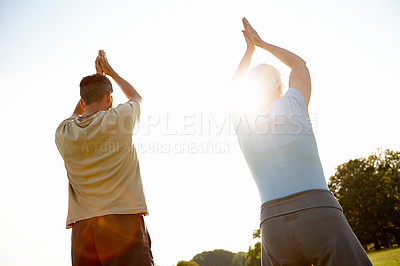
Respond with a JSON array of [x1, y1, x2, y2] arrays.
[[248, 64, 282, 94], [80, 74, 113, 105]]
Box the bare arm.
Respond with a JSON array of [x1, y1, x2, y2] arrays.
[[231, 30, 255, 113], [69, 100, 84, 119], [68, 56, 102, 119], [98, 50, 142, 103], [243, 18, 311, 109], [232, 31, 255, 84]]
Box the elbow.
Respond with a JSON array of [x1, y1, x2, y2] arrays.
[[129, 95, 142, 103], [135, 95, 142, 103], [136, 94, 142, 103], [292, 58, 307, 69], [291, 59, 308, 71]]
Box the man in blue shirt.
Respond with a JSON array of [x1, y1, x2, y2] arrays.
[[231, 18, 371, 266]]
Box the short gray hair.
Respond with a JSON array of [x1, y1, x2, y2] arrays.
[[248, 64, 282, 92]]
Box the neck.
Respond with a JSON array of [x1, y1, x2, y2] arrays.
[[82, 102, 108, 117]]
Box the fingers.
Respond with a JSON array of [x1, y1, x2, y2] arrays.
[[242, 30, 251, 41], [98, 55, 112, 74], [100, 50, 108, 62], [95, 56, 103, 75], [242, 17, 263, 46], [242, 17, 255, 33], [97, 50, 108, 63], [242, 17, 250, 30], [96, 50, 113, 76], [243, 31, 255, 53], [98, 57, 106, 68]]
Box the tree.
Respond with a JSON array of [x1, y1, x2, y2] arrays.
[[177, 230, 261, 266], [245, 229, 261, 266], [177, 261, 200, 266], [232, 252, 246, 266], [192, 249, 235, 266], [328, 149, 400, 249]]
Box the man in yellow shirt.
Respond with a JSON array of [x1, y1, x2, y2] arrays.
[[55, 50, 153, 265]]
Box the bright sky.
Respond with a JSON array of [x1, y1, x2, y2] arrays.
[[1, 0, 399, 265]]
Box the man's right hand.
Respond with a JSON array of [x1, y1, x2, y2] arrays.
[[95, 50, 142, 103], [243, 30, 255, 53], [242, 17, 263, 47], [98, 50, 116, 77]]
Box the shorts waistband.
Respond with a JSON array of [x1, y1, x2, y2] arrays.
[[260, 189, 342, 225]]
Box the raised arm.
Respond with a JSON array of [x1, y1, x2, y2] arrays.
[[232, 31, 255, 84], [97, 50, 142, 103], [230, 30, 256, 115], [243, 18, 311, 109], [69, 100, 84, 119]]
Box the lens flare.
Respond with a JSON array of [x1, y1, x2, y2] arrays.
[[231, 78, 265, 113]]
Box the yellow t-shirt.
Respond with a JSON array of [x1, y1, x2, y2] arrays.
[[55, 101, 148, 229]]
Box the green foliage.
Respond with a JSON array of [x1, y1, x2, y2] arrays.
[[192, 249, 235, 266], [232, 252, 246, 266], [328, 149, 400, 250], [245, 229, 261, 266], [182, 230, 261, 266], [177, 261, 200, 266], [177, 149, 400, 265], [252, 229, 260, 239]]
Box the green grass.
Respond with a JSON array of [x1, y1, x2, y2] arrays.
[[367, 246, 400, 266]]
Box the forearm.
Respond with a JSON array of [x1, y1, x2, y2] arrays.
[[230, 48, 254, 111], [97, 50, 142, 103], [259, 40, 311, 108], [109, 71, 142, 103], [232, 48, 254, 84], [258, 41, 305, 68]]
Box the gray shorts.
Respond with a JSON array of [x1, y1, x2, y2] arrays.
[[260, 191, 372, 266]]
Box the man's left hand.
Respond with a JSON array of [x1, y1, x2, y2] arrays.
[[95, 57, 103, 75]]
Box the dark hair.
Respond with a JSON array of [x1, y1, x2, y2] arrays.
[[80, 74, 113, 105]]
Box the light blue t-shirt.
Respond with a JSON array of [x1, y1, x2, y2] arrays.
[[233, 88, 329, 204]]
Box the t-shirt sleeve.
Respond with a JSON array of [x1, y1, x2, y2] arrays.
[[54, 118, 76, 157], [116, 100, 141, 120], [107, 100, 141, 133], [286, 88, 307, 114]]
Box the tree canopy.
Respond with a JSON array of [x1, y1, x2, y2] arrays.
[[192, 249, 236, 266], [182, 232, 261, 266], [177, 261, 200, 266], [328, 149, 400, 249], [177, 149, 400, 266]]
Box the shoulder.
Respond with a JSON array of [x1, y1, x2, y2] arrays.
[[114, 100, 140, 113], [104, 100, 141, 126], [104, 101, 141, 118], [55, 118, 77, 149], [55, 118, 75, 133], [283, 88, 307, 113]]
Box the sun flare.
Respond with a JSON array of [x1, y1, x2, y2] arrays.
[[231, 78, 266, 113]]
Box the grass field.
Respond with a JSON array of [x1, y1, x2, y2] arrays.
[[367, 246, 400, 266]]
